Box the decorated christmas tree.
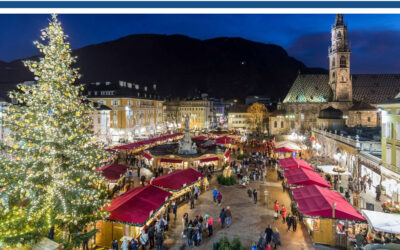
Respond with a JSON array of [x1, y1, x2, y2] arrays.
[[0, 14, 109, 247]]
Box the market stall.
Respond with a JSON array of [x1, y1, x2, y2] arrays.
[[284, 168, 331, 188], [150, 167, 206, 200], [95, 185, 171, 248], [278, 157, 314, 171], [317, 165, 351, 176], [215, 136, 232, 146], [95, 163, 129, 182], [292, 185, 366, 248], [362, 210, 400, 234]]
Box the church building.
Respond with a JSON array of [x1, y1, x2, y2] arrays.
[[271, 14, 400, 134]]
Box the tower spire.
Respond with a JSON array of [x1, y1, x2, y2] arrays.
[[335, 14, 344, 27]]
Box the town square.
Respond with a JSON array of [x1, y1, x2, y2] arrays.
[[2, 9, 400, 250]]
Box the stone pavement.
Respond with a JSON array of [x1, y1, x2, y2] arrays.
[[162, 168, 338, 250]]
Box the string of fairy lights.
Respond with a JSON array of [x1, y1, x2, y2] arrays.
[[0, 14, 110, 247]]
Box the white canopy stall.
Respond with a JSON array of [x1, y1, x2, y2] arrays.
[[362, 210, 400, 234], [317, 165, 351, 176], [275, 141, 306, 151]]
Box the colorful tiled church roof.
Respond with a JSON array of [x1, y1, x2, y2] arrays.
[[283, 74, 400, 104]]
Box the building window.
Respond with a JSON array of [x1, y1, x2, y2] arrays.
[[396, 149, 400, 169], [386, 146, 392, 165], [98, 100, 106, 105], [111, 100, 120, 106], [397, 122, 400, 141], [127, 100, 132, 106], [331, 59, 335, 68], [97, 117, 101, 124], [340, 56, 346, 68], [281, 121, 284, 128], [367, 117, 371, 122]]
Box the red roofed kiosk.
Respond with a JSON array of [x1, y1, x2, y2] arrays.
[[95, 185, 171, 248]]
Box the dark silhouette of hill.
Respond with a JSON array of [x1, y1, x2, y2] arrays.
[[0, 34, 327, 99]]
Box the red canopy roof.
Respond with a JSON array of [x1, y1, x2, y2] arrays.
[[278, 157, 314, 171], [284, 168, 331, 188], [224, 150, 231, 158], [95, 164, 129, 181], [292, 185, 365, 221], [104, 185, 171, 225], [142, 151, 152, 160], [150, 168, 205, 191], [113, 133, 183, 150], [216, 136, 232, 144], [275, 147, 296, 153], [200, 157, 219, 163], [160, 158, 183, 163], [192, 135, 208, 141]]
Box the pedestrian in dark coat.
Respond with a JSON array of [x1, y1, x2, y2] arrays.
[[148, 223, 155, 248], [217, 191, 222, 205], [291, 215, 297, 232], [286, 213, 292, 232], [190, 193, 195, 209], [265, 224, 273, 244], [253, 189, 258, 204], [219, 208, 226, 228], [156, 230, 164, 250], [272, 228, 281, 249], [112, 239, 119, 250]]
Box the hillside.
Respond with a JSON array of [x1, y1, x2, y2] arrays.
[[0, 34, 327, 99]]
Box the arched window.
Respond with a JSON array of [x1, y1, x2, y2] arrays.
[[332, 59, 335, 67], [274, 121, 277, 128], [340, 56, 346, 67], [337, 31, 342, 38]]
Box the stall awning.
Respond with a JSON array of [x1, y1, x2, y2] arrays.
[[142, 151, 152, 160], [317, 165, 351, 176], [200, 157, 219, 163], [150, 168, 205, 191], [160, 158, 183, 163], [284, 168, 331, 188], [275, 147, 296, 153], [192, 135, 208, 141], [104, 185, 171, 226], [279, 157, 314, 171], [224, 150, 231, 158], [216, 136, 232, 145], [292, 185, 365, 221], [113, 133, 183, 150], [95, 164, 129, 181], [362, 210, 400, 234]]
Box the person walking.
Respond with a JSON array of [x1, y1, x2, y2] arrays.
[[286, 213, 292, 232], [140, 175, 146, 186], [274, 200, 280, 220], [291, 215, 297, 232], [139, 230, 149, 250], [219, 208, 226, 228], [213, 189, 218, 204], [121, 238, 129, 250], [368, 177, 372, 190], [185, 222, 193, 247], [194, 185, 199, 200], [225, 206, 232, 228], [345, 189, 351, 202], [197, 220, 203, 245], [280, 205, 287, 224], [265, 225, 273, 245], [190, 192, 195, 209], [248, 188, 253, 202], [257, 232, 266, 250], [253, 188, 258, 204], [130, 238, 139, 250], [217, 191, 223, 206], [155, 230, 164, 250], [376, 185, 381, 201], [182, 212, 189, 228], [148, 223, 155, 248], [272, 228, 281, 249], [206, 215, 213, 237], [112, 239, 119, 250]]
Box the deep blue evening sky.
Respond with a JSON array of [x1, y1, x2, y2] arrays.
[[1, 14, 400, 73]]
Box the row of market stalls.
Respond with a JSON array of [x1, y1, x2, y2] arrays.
[[278, 157, 367, 248], [95, 168, 207, 248], [140, 149, 231, 171]]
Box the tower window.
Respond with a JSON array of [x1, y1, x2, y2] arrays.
[[340, 56, 346, 67], [337, 31, 342, 38], [332, 72, 336, 78], [332, 59, 335, 67]]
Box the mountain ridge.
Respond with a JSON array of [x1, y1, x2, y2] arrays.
[[0, 33, 327, 99]]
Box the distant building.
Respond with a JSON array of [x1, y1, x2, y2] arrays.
[[245, 95, 275, 109], [178, 98, 212, 130], [227, 104, 251, 132], [91, 102, 112, 145], [86, 81, 164, 142], [268, 109, 288, 135], [163, 98, 180, 131], [276, 14, 400, 134]]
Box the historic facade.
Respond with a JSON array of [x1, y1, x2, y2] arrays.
[[87, 81, 164, 143], [276, 14, 400, 134]]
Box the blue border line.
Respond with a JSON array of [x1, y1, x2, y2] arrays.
[[2, 1, 400, 9]]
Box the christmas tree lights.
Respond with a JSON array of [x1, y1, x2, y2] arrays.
[[0, 14, 110, 247]]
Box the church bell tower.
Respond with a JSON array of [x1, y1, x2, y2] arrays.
[[329, 14, 352, 102]]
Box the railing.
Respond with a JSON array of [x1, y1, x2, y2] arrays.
[[312, 128, 359, 148]]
